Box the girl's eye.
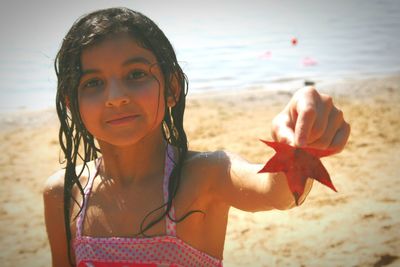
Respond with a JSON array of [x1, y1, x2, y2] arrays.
[[127, 70, 147, 80], [83, 78, 103, 88]]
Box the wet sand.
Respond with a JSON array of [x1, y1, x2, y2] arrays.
[[1, 75, 399, 266]]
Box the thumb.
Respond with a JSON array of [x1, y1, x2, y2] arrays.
[[271, 114, 296, 146]]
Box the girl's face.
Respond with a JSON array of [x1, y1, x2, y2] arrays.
[[78, 33, 166, 146]]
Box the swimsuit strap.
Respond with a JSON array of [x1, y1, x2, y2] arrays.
[[76, 158, 101, 238], [163, 144, 177, 236]]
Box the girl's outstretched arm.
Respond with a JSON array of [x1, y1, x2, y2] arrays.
[[209, 151, 305, 211], [43, 170, 74, 267], [208, 86, 350, 212]]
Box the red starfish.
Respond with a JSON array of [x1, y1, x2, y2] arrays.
[[258, 140, 337, 205]]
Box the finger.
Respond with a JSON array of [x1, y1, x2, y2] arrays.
[[308, 94, 333, 144], [307, 107, 343, 150], [274, 126, 295, 146], [294, 96, 317, 147], [329, 121, 351, 153], [271, 114, 296, 146]]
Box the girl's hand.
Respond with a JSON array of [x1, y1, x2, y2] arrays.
[[271, 86, 350, 154]]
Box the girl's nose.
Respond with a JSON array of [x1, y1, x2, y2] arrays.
[[105, 80, 130, 107]]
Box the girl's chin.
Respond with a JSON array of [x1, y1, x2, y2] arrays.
[[97, 137, 147, 147], [93, 123, 165, 147], [97, 133, 162, 148]]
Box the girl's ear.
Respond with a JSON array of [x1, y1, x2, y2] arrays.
[[166, 74, 181, 108]]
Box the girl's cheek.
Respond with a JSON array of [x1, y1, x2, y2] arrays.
[[78, 91, 105, 107], [78, 97, 103, 124], [126, 77, 161, 94]]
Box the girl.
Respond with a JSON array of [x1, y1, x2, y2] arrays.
[[43, 7, 350, 267]]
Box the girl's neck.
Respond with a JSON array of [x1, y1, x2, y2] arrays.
[[97, 130, 166, 187]]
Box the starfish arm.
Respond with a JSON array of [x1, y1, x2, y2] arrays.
[[311, 162, 337, 192], [285, 170, 308, 206], [258, 154, 287, 173], [260, 139, 294, 154]]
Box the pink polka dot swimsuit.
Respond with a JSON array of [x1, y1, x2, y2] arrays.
[[74, 145, 223, 267]]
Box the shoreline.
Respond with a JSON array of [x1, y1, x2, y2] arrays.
[[1, 74, 399, 266], [1, 72, 399, 119]]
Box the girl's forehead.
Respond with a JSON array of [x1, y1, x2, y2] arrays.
[[80, 33, 157, 68]]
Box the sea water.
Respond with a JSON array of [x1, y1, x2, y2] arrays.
[[0, 0, 399, 112]]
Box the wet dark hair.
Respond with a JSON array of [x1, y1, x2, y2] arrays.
[[55, 7, 198, 264]]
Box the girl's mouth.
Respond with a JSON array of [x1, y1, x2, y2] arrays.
[[106, 115, 139, 125]]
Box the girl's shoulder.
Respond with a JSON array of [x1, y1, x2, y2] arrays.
[[182, 149, 254, 189], [43, 169, 65, 199], [43, 160, 97, 198], [181, 150, 238, 185], [184, 150, 230, 169], [179, 150, 249, 207], [184, 149, 242, 170]]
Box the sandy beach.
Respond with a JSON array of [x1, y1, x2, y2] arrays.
[[0, 75, 399, 267]]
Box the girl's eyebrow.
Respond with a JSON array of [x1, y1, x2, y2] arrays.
[[81, 57, 152, 77], [122, 56, 152, 66], [81, 69, 99, 77]]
